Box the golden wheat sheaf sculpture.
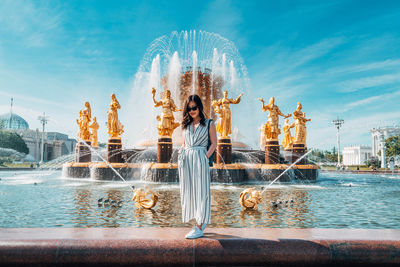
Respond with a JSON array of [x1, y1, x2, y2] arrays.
[[239, 188, 262, 210], [132, 187, 158, 209]]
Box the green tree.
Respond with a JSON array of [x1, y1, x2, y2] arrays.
[[98, 142, 107, 148], [366, 157, 380, 169], [385, 135, 400, 158], [310, 149, 325, 160], [0, 130, 29, 154]]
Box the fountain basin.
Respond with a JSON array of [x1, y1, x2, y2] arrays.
[[63, 162, 319, 182]]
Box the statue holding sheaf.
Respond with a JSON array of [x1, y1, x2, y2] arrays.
[[259, 97, 291, 141], [213, 90, 244, 138], [76, 102, 92, 142], [89, 117, 100, 147], [152, 88, 182, 137], [291, 102, 311, 145], [107, 94, 124, 138], [282, 119, 295, 149]]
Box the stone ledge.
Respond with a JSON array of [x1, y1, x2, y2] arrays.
[[0, 228, 399, 266]]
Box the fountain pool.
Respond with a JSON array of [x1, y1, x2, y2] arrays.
[[1, 170, 399, 228]]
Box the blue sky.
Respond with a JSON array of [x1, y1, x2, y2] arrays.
[[0, 0, 400, 150]]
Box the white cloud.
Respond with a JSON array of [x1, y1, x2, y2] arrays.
[[338, 74, 400, 93], [342, 90, 400, 112], [306, 105, 400, 150], [0, 1, 63, 47], [328, 59, 400, 75], [290, 37, 345, 69], [342, 95, 383, 112]]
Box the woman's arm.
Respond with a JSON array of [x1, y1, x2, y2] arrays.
[[206, 121, 217, 158]]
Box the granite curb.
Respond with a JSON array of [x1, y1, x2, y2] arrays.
[[0, 228, 399, 266]]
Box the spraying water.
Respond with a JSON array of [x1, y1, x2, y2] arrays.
[[168, 51, 182, 106], [78, 139, 134, 192], [150, 55, 160, 90], [261, 149, 314, 194], [126, 30, 253, 148], [229, 60, 236, 90], [192, 51, 198, 94]]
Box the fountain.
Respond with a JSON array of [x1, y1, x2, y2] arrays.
[[62, 30, 318, 182], [2, 31, 400, 267]]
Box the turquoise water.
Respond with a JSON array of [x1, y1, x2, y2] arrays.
[[0, 170, 399, 228]]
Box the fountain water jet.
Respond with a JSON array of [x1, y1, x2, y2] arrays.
[[62, 30, 318, 184]]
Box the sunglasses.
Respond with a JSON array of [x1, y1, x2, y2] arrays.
[[187, 106, 198, 112]]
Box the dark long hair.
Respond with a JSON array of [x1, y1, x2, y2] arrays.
[[182, 94, 206, 129]]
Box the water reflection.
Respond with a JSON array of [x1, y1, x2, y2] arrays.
[[62, 185, 317, 228], [68, 187, 315, 228], [133, 208, 159, 227], [72, 189, 92, 227], [98, 190, 125, 227], [1, 171, 400, 228]]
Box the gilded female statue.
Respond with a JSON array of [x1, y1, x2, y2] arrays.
[[213, 90, 244, 138], [76, 102, 91, 141], [83, 102, 91, 123], [259, 97, 290, 140], [89, 117, 99, 147], [152, 88, 182, 137], [282, 119, 295, 149], [107, 94, 124, 138], [291, 102, 311, 145]]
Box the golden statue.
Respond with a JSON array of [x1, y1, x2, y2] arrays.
[[259, 97, 290, 141], [213, 90, 244, 138], [291, 102, 311, 145], [76, 102, 91, 142], [89, 117, 99, 147], [132, 187, 158, 209], [107, 94, 124, 138], [282, 119, 295, 149], [239, 188, 262, 210], [152, 88, 182, 137]]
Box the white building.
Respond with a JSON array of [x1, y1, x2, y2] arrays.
[[371, 126, 400, 168], [343, 145, 372, 166], [0, 112, 76, 162]]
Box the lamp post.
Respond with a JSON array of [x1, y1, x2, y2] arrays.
[[380, 133, 386, 169], [332, 118, 344, 166], [37, 112, 49, 163]]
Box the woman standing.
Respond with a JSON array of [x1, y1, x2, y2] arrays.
[[178, 94, 217, 239]]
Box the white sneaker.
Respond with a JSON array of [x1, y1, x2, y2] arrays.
[[185, 227, 196, 238], [201, 223, 207, 231], [185, 226, 203, 239]]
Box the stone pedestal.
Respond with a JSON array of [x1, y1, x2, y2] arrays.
[[265, 140, 280, 164], [284, 148, 293, 164], [75, 141, 91, 163], [108, 138, 122, 163], [157, 137, 173, 163], [292, 143, 306, 165], [217, 138, 232, 164]]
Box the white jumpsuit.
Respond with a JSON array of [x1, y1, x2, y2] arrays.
[[178, 119, 211, 225]]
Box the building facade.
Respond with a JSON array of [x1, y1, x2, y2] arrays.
[[371, 126, 400, 168], [0, 112, 76, 162], [342, 145, 372, 166]]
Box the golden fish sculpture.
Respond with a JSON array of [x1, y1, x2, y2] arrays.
[[132, 187, 158, 209], [239, 188, 262, 210]]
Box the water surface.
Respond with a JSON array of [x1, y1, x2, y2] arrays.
[[0, 170, 399, 228]]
